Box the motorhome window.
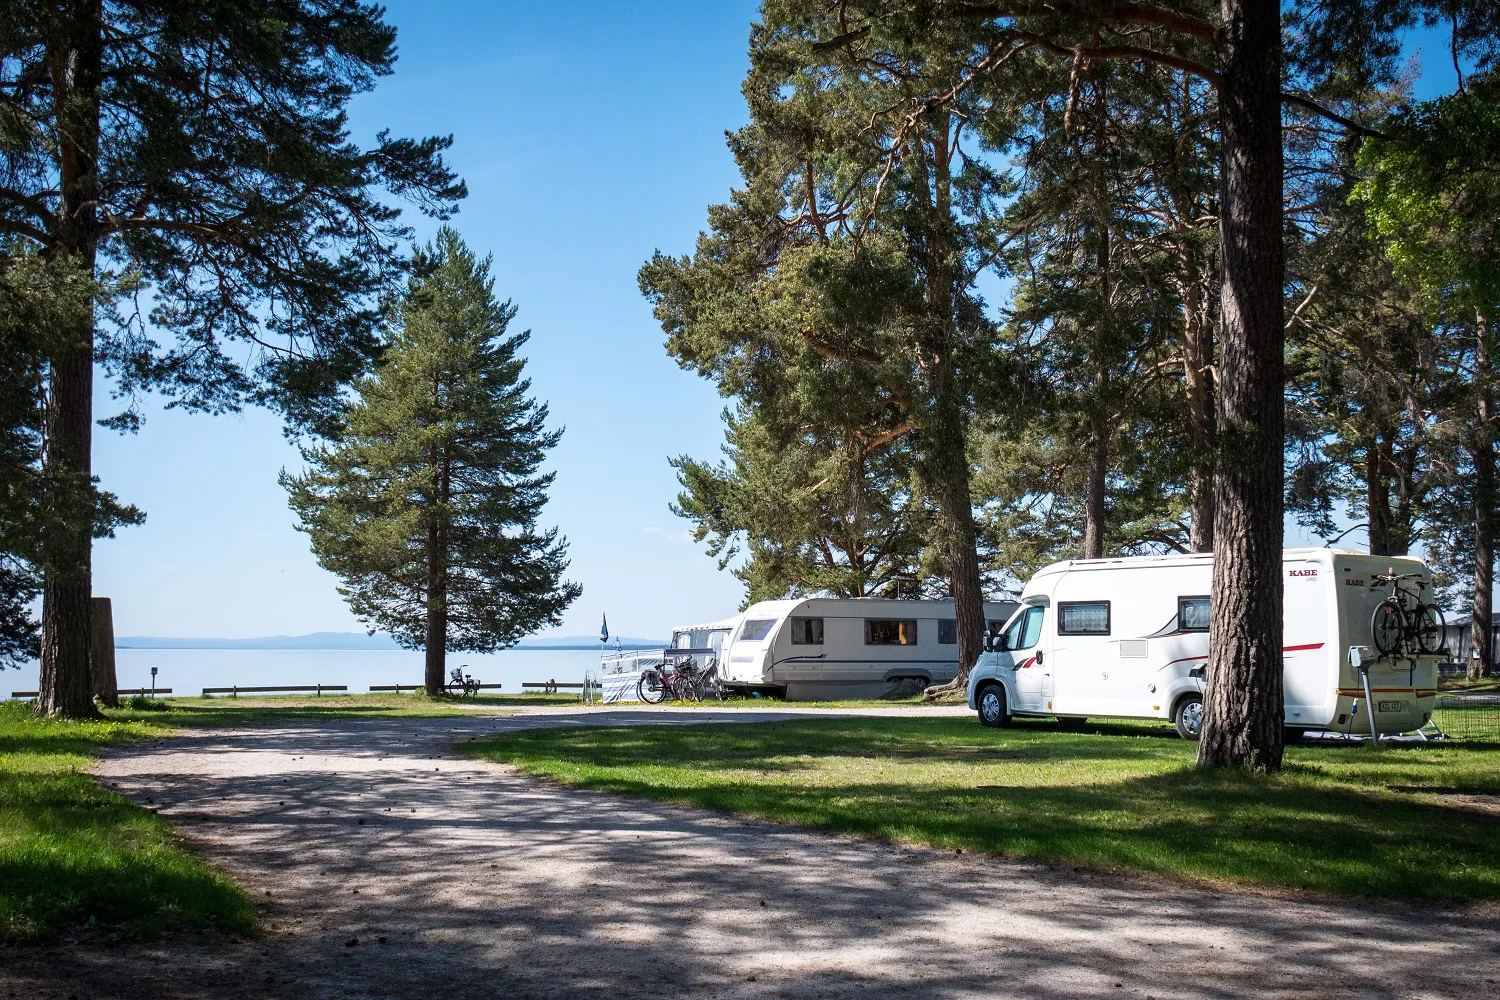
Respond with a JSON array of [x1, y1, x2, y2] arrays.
[[1003, 606, 1044, 651], [739, 619, 776, 642], [790, 617, 824, 645], [1178, 597, 1211, 632], [938, 620, 957, 644], [1058, 601, 1111, 636], [866, 619, 918, 645]]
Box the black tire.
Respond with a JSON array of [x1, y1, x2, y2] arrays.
[[1282, 727, 1306, 745], [977, 683, 1010, 728], [1413, 603, 1446, 655], [637, 671, 665, 705], [1173, 694, 1203, 741], [1371, 600, 1404, 657]]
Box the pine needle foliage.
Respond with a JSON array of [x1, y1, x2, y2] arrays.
[[284, 229, 579, 689]]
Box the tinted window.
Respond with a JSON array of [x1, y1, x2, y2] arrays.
[[1058, 601, 1110, 636], [1178, 596, 1211, 632], [1003, 607, 1045, 651], [866, 619, 917, 645], [938, 619, 957, 644], [790, 617, 824, 645], [739, 619, 776, 642]]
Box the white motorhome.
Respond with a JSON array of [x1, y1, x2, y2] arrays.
[[720, 597, 1019, 700], [966, 548, 1442, 739], [598, 615, 741, 703]]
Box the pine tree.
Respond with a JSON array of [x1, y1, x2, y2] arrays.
[[284, 229, 580, 695], [1, 0, 463, 716]]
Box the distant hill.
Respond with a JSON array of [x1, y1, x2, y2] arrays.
[[114, 632, 666, 651]]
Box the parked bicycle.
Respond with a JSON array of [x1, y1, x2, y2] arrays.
[[448, 664, 481, 698], [638, 655, 724, 704], [1369, 571, 1446, 657]]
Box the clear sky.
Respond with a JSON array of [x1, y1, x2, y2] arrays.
[[86, 5, 1464, 641]]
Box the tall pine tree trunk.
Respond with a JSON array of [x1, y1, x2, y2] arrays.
[[1182, 277, 1217, 553], [423, 450, 450, 696], [1083, 417, 1108, 559], [919, 111, 985, 687], [424, 514, 448, 695], [1198, 0, 1285, 771], [38, 1, 102, 719], [1366, 433, 1393, 556], [1471, 311, 1494, 682], [1083, 92, 1111, 564], [927, 382, 985, 684]]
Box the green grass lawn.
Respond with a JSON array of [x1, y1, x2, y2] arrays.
[[0, 701, 254, 941], [467, 715, 1500, 902], [108, 690, 577, 728]]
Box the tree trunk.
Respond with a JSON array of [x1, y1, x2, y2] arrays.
[[1083, 417, 1108, 559], [919, 344, 986, 687], [424, 512, 448, 696], [90, 596, 118, 708], [1198, 0, 1285, 771], [1182, 286, 1217, 553], [1366, 433, 1393, 557], [1471, 311, 1494, 682], [38, 1, 103, 719], [902, 110, 986, 688]]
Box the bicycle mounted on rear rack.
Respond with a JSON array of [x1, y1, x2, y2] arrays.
[[1368, 571, 1446, 658]]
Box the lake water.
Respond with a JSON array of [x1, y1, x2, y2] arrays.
[[4, 648, 603, 698]]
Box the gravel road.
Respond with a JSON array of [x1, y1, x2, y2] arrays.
[[4, 708, 1497, 999]]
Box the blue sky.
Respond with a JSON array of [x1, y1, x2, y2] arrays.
[[87, 5, 1464, 640]]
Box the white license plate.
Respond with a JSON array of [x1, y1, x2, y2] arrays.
[[1378, 700, 1405, 713]]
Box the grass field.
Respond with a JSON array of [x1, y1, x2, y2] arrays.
[[468, 715, 1500, 902], [109, 690, 578, 727], [0, 701, 254, 941]]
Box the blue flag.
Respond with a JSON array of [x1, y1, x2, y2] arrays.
[[599, 613, 609, 644]]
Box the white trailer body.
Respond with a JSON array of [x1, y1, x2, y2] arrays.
[[965, 548, 1441, 737], [720, 597, 1019, 700]]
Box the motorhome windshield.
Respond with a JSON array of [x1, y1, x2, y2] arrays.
[[1003, 606, 1044, 651], [739, 619, 776, 642]]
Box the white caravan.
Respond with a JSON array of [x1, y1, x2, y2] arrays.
[[598, 615, 741, 703], [966, 548, 1443, 739], [720, 597, 1019, 700]]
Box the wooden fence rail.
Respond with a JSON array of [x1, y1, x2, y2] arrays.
[[522, 682, 584, 689], [201, 685, 348, 697], [368, 683, 506, 692], [10, 688, 172, 698]]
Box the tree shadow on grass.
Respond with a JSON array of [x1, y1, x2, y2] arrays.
[[0, 770, 254, 941]]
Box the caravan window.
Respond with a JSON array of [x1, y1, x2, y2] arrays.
[[938, 619, 957, 644], [1178, 596, 1211, 632], [1003, 607, 1044, 651], [1058, 601, 1111, 636], [738, 619, 776, 642], [790, 617, 824, 645], [866, 619, 918, 645]]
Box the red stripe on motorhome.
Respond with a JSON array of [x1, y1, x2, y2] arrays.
[[1156, 642, 1324, 672]]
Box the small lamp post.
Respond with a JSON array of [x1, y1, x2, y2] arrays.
[[150, 666, 158, 697]]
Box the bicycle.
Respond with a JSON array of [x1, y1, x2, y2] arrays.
[[448, 665, 481, 698], [1369, 571, 1446, 657], [638, 656, 708, 704]]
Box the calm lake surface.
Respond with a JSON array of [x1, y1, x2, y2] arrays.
[[5, 648, 603, 698]]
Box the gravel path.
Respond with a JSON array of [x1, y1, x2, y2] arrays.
[[5, 708, 1498, 999]]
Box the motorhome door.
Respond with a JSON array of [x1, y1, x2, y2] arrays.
[[1004, 606, 1049, 712]]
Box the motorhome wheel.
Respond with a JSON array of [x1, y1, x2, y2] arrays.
[[1173, 695, 1203, 741], [977, 684, 1010, 728]]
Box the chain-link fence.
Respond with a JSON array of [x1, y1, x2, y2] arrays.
[[1432, 695, 1500, 742]]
